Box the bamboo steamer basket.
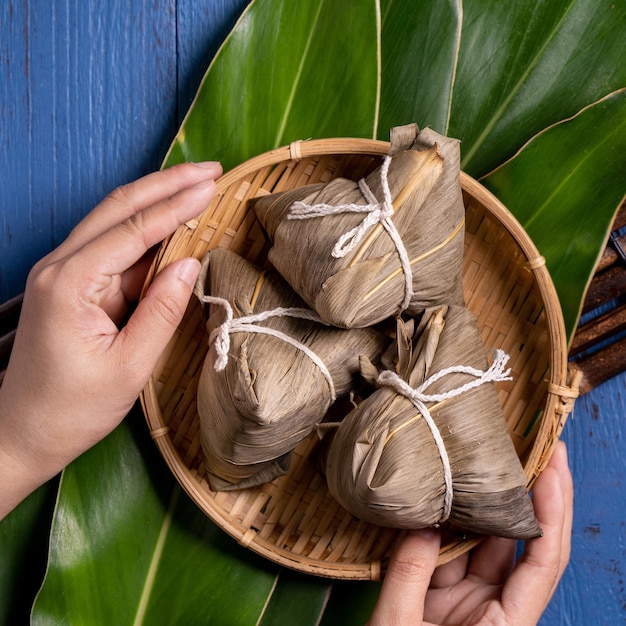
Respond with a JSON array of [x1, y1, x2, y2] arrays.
[[140, 137, 579, 580]]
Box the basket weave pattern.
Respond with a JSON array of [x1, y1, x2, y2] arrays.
[[141, 138, 577, 580]]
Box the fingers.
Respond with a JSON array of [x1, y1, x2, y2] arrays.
[[53, 161, 222, 259], [429, 551, 468, 589], [368, 528, 441, 626], [114, 257, 201, 388], [68, 176, 218, 298], [430, 535, 516, 590], [553, 442, 574, 569], [466, 536, 517, 585], [501, 441, 573, 624], [119, 248, 160, 306]]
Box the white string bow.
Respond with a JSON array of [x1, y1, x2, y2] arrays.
[[288, 156, 413, 313], [203, 295, 337, 403], [376, 349, 512, 523]]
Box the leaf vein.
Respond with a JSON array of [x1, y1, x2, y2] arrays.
[[132, 487, 180, 626], [445, 0, 463, 135], [461, 0, 577, 168], [524, 104, 626, 229], [274, 0, 326, 147]]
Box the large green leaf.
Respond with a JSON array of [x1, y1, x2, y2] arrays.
[[165, 0, 380, 171], [32, 410, 281, 625], [378, 0, 626, 174], [0, 481, 58, 625], [450, 0, 626, 177], [484, 89, 626, 338], [319, 581, 380, 626], [379, 0, 462, 134], [257, 572, 331, 626]]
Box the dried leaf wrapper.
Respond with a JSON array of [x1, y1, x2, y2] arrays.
[[323, 305, 541, 540], [250, 124, 465, 328], [194, 248, 387, 490]]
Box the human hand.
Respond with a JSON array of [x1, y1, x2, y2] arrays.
[[368, 441, 573, 625], [0, 162, 221, 518]]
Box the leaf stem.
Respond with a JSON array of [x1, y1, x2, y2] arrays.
[[132, 486, 181, 626]]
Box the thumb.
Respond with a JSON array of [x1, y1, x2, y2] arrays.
[[117, 257, 200, 386], [368, 528, 441, 626]]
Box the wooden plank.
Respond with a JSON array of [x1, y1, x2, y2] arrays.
[[572, 335, 626, 395], [0, 294, 22, 384], [0, 1, 179, 303], [551, 373, 626, 626], [570, 302, 626, 355], [569, 201, 626, 392], [581, 264, 626, 314], [0, 293, 23, 334]]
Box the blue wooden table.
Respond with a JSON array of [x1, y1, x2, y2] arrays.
[[1, 2, 625, 624]]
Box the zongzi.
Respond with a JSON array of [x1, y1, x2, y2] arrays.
[[322, 305, 542, 540], [250, 124, 465, 328], [194, 248, 387, 491]]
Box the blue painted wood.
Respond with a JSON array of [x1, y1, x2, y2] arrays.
[[1, 0, 179, 302], [1, 1, 624, 624], [542, 377, 626, 625]]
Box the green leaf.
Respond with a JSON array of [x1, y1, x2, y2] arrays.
[[165, 0, 380, 171], [318, 581, 380, 626], [379, 0, 462, 135], [257, 571, 331, 626], [0, 480, 58, 625], [483, 89, 626, 339], [137, 491, 278, 625], [32, 410, 280, 625], [449, 0, 626, 177]]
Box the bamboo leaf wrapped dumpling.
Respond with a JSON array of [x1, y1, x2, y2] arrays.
[[194, 248, 387, 491], [322, 305, 542, 540], [250, 124, 465, 328]]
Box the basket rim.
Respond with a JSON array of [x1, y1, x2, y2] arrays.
[[140, 136, 574, 579]]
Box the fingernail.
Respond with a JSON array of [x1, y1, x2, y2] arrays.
[[176, 258, 201, 287], [192, 178, 216, 190], [192, 161, 222, 171], [412, 526, 438, 540]]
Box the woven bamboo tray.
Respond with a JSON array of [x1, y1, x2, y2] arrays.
[[140, 137, 579, 580]]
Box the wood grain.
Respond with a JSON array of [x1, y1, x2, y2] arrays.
[[0, 1, 179, 302], [1, 2, 625, 624], [569, 201, 626, 394]]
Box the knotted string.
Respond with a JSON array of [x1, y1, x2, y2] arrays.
[[288, 156, 414, 313], [202, 295, 337, 403], [376, 349, 513, 523]]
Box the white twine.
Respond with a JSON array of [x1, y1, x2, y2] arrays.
[[288, 156, 414, 313], [202, 295, 337, 403], [376, 349, 512, 523]]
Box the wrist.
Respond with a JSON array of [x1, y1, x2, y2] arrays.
[[0, 385, 65, 520]]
